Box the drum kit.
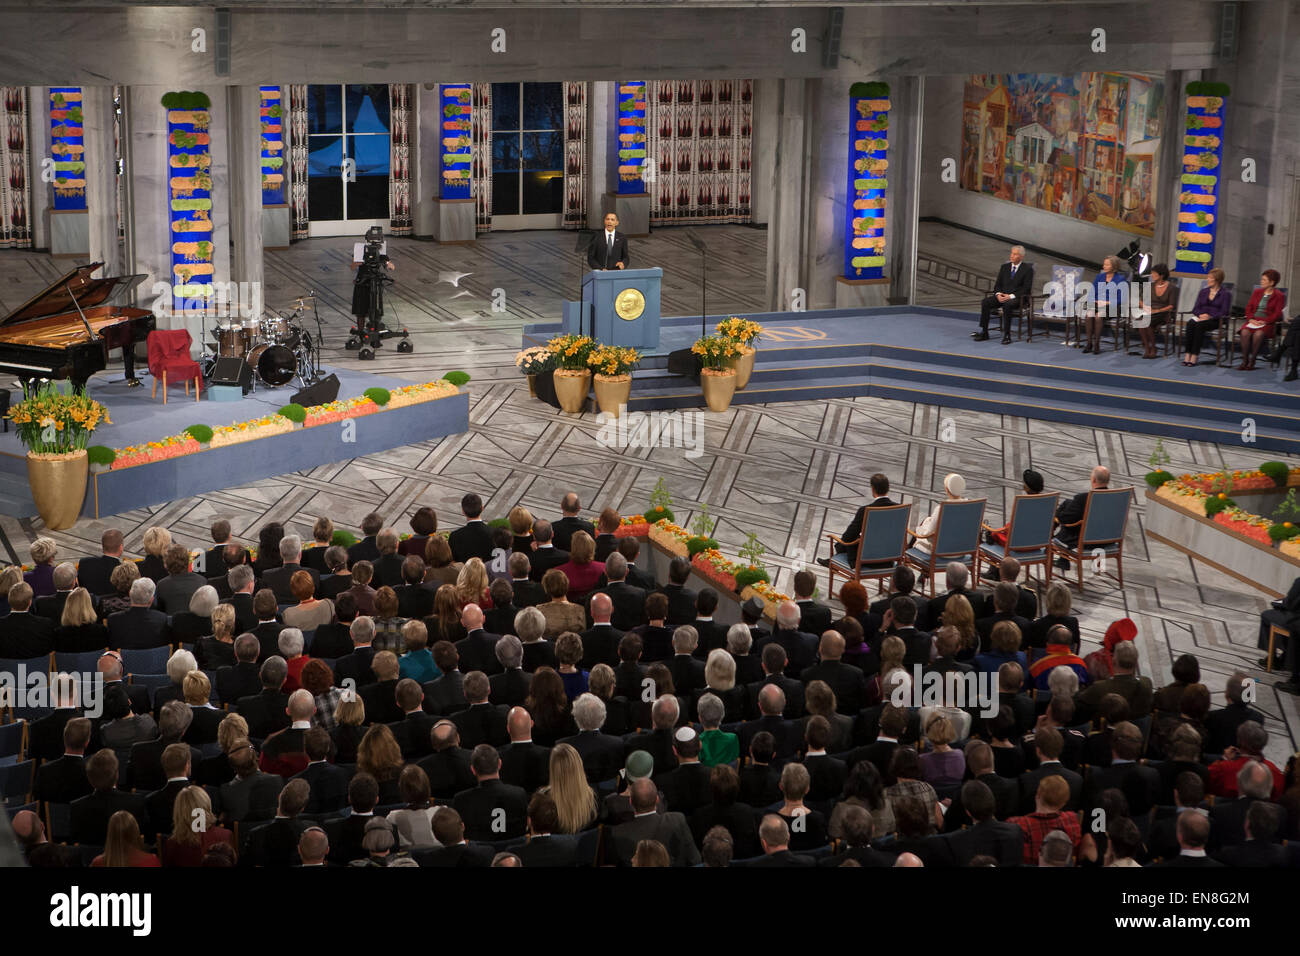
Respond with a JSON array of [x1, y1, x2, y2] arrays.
[[206, 294, 323, 390]]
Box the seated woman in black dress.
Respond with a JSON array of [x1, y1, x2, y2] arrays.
[[1135, 263, 1176, 359]]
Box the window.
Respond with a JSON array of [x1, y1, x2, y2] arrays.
[[305, 84, 390, 231], [491, 82, 564, 224]]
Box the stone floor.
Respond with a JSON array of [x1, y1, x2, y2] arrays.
[[1, 223, 1297, 762]]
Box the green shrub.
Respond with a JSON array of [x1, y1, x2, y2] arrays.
[[184, 424, 213, 444], [331, 529, 358, 547], [486, 517, 511, 529], [277, 403, 306, 423], [87, 445, 116, 467], [1260, 461, 1289, 487], [443, 371, 471, 387], [686, 536, 719, 557], [1204, 496, 1235, 518], [1267, 523, 1300, 542], [1144, 470, 1174, 488], [645, 505, 675, 524], [363, 387, 391, 406], [734, 567, 771, 589]]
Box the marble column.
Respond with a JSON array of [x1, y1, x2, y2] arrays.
[[123, 86, 172, 317], [884, 76, 923, 306], [83, 85, 122, 278], [227, 85, 264, 321], [414, 83, 439, 238], [764, 77, 813, 313], [587, 81, 614, 230]]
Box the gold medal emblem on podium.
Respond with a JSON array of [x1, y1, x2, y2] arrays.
[[614, 288, 645, 321]]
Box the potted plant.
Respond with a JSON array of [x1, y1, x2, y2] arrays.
[[546, 334, 596, 413], [588, 344, 641, 417], [5, 383, 111, 529], [716, 316, 763, 390], [515, 346, 555, 397], [691, 334, 741, 412]]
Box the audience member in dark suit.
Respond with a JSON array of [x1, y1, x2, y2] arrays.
[[412, 809, 495, 868], [290, 728, 352, 813], [417, 722, 478, 798], [688, 589, 729, 657], [1204, 672, 1266, 754], [924, 562, 988, 630], [745, 643, 805, 719], [51, 589, 109, 653], [936, 779, 1025, 866], [387, 680, 439, 759], [452, 744, 529, 841], [455, 603, 502, 675], [513, 792, 583, 867], [975, 582, 1033, 652], [259, 535, 322, 605], [326, 772, 383, 864], [1053, 466, 1109, 552], [551, 494, 596, 552], [1215, 802, 1289, 866], [33, 716, 94, 805], [153, 545, 209, 616], [942, 741, 1018, 825], [298, 517, 335, 574], [658, 557, 699, 627], [28, 682, 86, 763], [1083, 721, 1159, 815], [76, 529, 125, 597], [497, 707, 551, 794], [739, 733, 783, 808], [423, 642, 468, 716], [528, 520, 570, 583], [1149, 810, 1224, 867], [449, 494, 494, 564], [819, 804, 899, 867], [973, 248, 1033, 342], [560, 692, 626, 784], [738, 683, 797, 761], [370, 529, 407, 589], [347, 512, 384, 567], [667, 626, 708, 699], [844, 704, 908, 780], [746, 813, 816, 867], [1017, 726, 1083, 813], [800, 631, 868, 715], [217, 634, 263, 706], [625, 695, 684, 776], [756, 601, 819, 680], [223, 565, 260, 634], [69, 749, 150, 845], [235, 657, 291, 740], [452, 672, 510, 748], [247, 588, 285, 664], [615, 538, 656, 592], [505, 553, 546, 609], [359, 651, 404, 726], [488, 635, 532, 707], [34, 563, 82, 622], [580, 593, 624, 670], [631, 592, 674, 663], [143, 742, 197, 835], [592, 509, 621, 563], [1, 583, 57, 658], [241, 779, 313, 867], [800, 717, 847, 807], [333, 618, 379, 689], [395, 558, 436, 620], [653, 727, 713, 814], [609, 777, 701, 866], [791, 569, 833, 637]]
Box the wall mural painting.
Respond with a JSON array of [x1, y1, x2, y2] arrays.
[[961, 72, 1163, 237]]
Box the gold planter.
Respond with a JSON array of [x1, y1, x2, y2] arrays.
[[526, 374, 538, 398], [553, 368, 592, 413], [593, 373, 632, 417], [701, 367, 737, 413], [735, 346, 756, 389], [26, 450, 88, 530]]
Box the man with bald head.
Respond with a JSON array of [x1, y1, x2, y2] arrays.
[[1151, 809, 1223, 867], [10, 809, 73, 867], [800, 630, 868, 714], [552, 493, 595, 553], [416, 720, 477, 798], [259, 687, 316, 778], [581, 591, 625, 667], [498, 705, 550, 793], [297, 826, 330, 866], [1054, 465, 1111, 560], [894, 852, 925, 867], [95, 650, 151, 718], [749, 813, 816, 867], [593, 552, 645, 632], [455, 603, 502, 675], [610, 776, 700, 866], [739, 682, 795, 760]]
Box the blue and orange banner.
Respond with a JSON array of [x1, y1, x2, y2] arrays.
[[163, 91, 214, 309], [260, 86, 285, 206], [440, 84, 473, 201], [617, 81, 648, 194], [1174, 82, 1228, 278], [845, 82, 890, 280], [49, 87, 86, 211]]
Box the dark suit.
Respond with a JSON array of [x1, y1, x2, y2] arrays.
[[797, 600, 833, 637], [579, 624, 623, 671], [836, 495, 897, 563], [28, 708, 83, 762], [69, 789, 150, 845], [411, 841, 494, 868], [417, 747, 477, 798], [624, 563, 656, 592], [360, 679, 403, 726], [1150, 852, 1225, 868], [659, 584, 699, 627], [593, 533, 619, 563], [624, 727, 678, 776], [291, 761, 351, 813], [449, 521, 494, 564], [596, 582, 647, 631], [1019, 760, 1084, 814], [1203, 702, 1266, 755], [925, 588, 988, 630], [507, 578, 546, 609], [76, 554, 121, 597], [800, 660, 868, 715], [979, 260, 1034, 334], [529, 547, 569, 583], [745, 849, 816, 867], [738, 764, 782, 808], [347, 535, 380, 566], [235, 689, 291, 740], [371, 554, 406, 589], [216, 662, 261, 706], [1085, 760, 1160, 815], [690, 618, 730, 657], [498, 740, 551, 793], [33, 754, 91, 805], [668, 654, 707, 699], [455, 629, 502, 676], [243, 816, 309, 867], [452, 702, 509, 748], [944, 771, 1019, 825], [489, 668, 532, 708], [974, 612, 1031, 653], [936, 817, 1025, 866], [551, 515, 596, 553], [587, 230, 630, 272], [1054, 489, 1092, 549], [803, 753, 847, 805], [154, 572, 209, 616], [0, 611, 55, 658], [144, 778, 191, 835], [34, 590, 76, 622], [453, 778, 529, 841], [334, 646, 377, 689], [423, 671, 467, 716], [633, 624, 674, 663], [1216, 839, 1290, 867], [219, 771, 284, 824], [513, 833, 583, 867], [610, 811, 701, 866], [654, 762, 713, 815], [756, 627, 817, 679], [100, 680, 150, 720], [484, 602, 519, 637], [395, 583, 436, 620], [250, 621, 285, 665], [559, 730, 625, 784], [388, 711, 439, 759], [745, 674, 805, 720], [224, 592, 258, 634], [738, 714, 797, 761], [309, 621, 354, 660], [259, 563, 321, 605], [195, 636, 236, 672]]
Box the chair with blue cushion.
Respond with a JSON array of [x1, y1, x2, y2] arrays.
[[0, 720, 25, 767], [121, 646, 170, 675], [904, 499, 987, 596], [1051, 487, 1132, 591], [1174, 279, 1235, 364], [0, 758, 34, 807], [1030, 265, 1084, 342], [824, 503, 913, 596], [45, 801, 73, 842], [0, 655, 52, 679], [978, 492, 1060, 587], [53, 650, 104, 675], [6, 800, 36, 820], [128, 672, 172, 706]]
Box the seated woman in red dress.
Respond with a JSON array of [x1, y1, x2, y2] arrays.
[[554, 531, 606, 604], [1236, 269, 1286, 371]]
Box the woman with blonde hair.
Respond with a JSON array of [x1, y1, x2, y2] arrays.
[[423, 535, 462, 587], [508, 505, 534, 553], [24, 537, 59, 597], [137, 526, 172, 582], [195, 603, 237, 670], [163, 785, 235, 866], [428, 584, 466, 643], [543, 742, 598, 833], [332, 696, 367, 763], [940, 593, 978, 658], [865, 634, 907, 707], [55, 587, 108, 652], [92, 810, 160, 867], [918, 712, 965, 787], [197, 713, 249, 787], [357, 723, 404, 804], [0, 565, 22, 615], [455, 557, 491, 609], [183, 671, 222, 745], [701, 648, 745, 722]]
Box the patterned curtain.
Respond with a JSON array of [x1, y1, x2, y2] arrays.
[[562, 81, 587, 229], [647, 79, 753, 225], [0, 87, 32, 249], [471, 82, 492, 232], [289, 84, 309, 240], [388, 83, 413, 235]]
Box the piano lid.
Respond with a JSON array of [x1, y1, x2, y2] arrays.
[[1, 262, 150, 328]]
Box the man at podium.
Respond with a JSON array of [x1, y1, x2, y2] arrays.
[[588, 212, 630, 271]]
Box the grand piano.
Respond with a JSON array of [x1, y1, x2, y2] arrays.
[[0, 262, 155, 392]]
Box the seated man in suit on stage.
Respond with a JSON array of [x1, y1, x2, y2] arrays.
[[588, 211, 630, 272], [973, 245, 1033, 343], [1053, 465, 1109, 567], [820, 473, 895, 568]]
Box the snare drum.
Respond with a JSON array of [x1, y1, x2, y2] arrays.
[[247, 343, 297, 387], [215, 324, 251, 359], [261, 315, 292, 344]]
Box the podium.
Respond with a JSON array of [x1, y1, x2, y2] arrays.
[[571, 267, 663, 350]]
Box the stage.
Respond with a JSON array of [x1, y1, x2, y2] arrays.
[[0, 366, 470, 520], [524, 306, 1300, 455]]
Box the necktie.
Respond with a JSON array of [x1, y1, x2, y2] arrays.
[[1011, 264, 1016, 275], [607, 234, 613, 263]]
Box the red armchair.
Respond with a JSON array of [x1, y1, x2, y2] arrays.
[[147, 329, 202, 403]]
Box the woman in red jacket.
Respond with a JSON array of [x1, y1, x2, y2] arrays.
[[1236, 269, 1286, 370]]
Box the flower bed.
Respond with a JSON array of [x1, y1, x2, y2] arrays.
[[210, 414, 295, 447], [112, 434, 201, 469], [616, 515, 650, 538], [1153, 467, 1295, 547], [635, 518, 789, 608]]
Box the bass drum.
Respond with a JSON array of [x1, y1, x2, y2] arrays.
[[247, 343, 297, 387]]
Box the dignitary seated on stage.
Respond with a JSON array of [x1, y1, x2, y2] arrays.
[[1181, 267, 1231, 366], [1134, 263, 1176, 359], [973, 245, 1033, 343], [1236, 269, 1285, 371], [1080, 256, 1126, 354]]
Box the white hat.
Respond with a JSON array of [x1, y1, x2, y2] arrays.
[[943, 473, 967, 497]]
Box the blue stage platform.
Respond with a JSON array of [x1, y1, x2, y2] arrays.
[[0, 367, 470, 520], [524, 306, 1300, 455]]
